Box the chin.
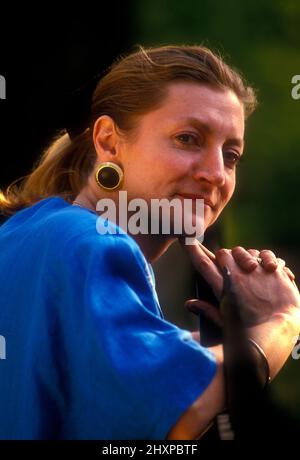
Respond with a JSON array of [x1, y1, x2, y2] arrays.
[[203, 211, 218, 231]]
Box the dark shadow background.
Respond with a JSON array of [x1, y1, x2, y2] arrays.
[[0, 0, 299, 436], [0, 4, 132, 187]]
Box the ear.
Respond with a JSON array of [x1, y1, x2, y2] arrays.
[[93, 115, 122, 161]]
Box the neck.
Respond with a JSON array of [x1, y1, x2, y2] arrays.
[[73, 187, 176, 263], [132, 234, 176, 263]]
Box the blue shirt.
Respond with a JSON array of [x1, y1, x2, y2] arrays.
[[0, 197, 216, 440]]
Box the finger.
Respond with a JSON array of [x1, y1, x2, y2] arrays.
[[267, 257, 295, 282], [215, 248, 239, 274], [197, 242, 216, 262], [231, 246, 258, 272], [276, 258, 286, 270], [247, 249, 260, 258], [259, 249, 278, 272], [180, 240, 223, 297], [179, 237, 216, 261], [272, 259, 296, 284], [185, 299, 223, 327], [283, 266, 295, 281]]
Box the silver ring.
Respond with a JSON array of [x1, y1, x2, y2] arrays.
[[257, 257, 264, 266]]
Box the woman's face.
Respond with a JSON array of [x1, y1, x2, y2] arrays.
[[119, 82, 245, 232]]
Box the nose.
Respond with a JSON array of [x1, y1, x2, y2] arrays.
[[192, 147, 226, 187]]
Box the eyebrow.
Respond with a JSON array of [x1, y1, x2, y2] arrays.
[[179, 116, 244, 148]]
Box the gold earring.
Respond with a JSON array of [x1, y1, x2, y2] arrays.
[[95, 162, 124, 191]]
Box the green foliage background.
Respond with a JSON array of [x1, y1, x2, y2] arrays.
[[132, 0, 300, 421]]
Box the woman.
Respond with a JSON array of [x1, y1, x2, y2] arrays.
[[0, 45, 299, 440]]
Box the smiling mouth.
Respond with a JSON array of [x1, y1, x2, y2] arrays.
[[175, 194, 215, 209]]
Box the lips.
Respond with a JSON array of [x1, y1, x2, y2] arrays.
[[175, 193, 215, 209]]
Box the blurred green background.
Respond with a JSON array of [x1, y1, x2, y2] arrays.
[[131, 0, 300, 422]]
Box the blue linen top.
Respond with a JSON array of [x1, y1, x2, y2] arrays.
[[0, 196, 216, 440]]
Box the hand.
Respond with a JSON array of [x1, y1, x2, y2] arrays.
[[237, 247, 295, 280], [216, 249, 300, 327], [180, 240, 295, 299], [181, 240, 299, 328]]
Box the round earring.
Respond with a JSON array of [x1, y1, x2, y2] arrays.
[[95, 162, 124, 191]]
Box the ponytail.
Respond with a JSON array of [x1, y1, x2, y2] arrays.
[[0, 129, 96, 216]]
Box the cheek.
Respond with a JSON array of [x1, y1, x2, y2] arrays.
[[132, 152, 185, 189], [209, 176, 235, 225], [222, 174, 236, 205], [123, 154, 169, 197]]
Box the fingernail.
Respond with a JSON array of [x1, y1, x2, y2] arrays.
[[269, 261, 277, 267]]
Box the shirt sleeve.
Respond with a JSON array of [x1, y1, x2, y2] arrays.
[[57, 230, 217, 440]]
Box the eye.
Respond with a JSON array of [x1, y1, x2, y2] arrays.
[[174, 133, 199, 147], [223, 150, 241, 168]]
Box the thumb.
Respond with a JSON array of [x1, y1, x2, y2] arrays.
[[184, 299, 223, 327], [179, 239, 223, 299]]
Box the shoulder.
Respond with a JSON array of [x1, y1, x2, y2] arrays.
[[5, 196, 146, 278], [4, 197, 154, 300], [36, 197, 148, 276]]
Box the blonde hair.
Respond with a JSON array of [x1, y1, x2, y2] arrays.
[[0, 45, 257, 216]]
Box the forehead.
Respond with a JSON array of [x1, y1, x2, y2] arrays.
[[143, 82, 245, 139]]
